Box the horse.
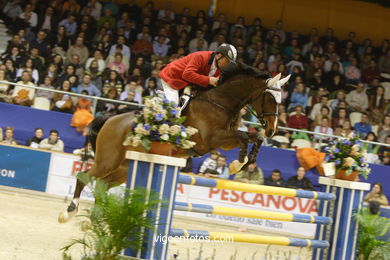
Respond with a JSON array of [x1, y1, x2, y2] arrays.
[[58, 63, 290, 223]]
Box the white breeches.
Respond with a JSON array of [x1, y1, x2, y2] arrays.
[[161, 79, 179, 105]]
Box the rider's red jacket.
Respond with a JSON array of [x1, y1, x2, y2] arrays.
[[159, 51, 221, 90]]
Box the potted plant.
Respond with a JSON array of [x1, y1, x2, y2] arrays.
[[354, 207, 390, 260], [123, 97, 198, 156], [324, 134, 371, 181], [62, 173, 161, 260]]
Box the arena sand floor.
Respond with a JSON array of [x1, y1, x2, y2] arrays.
[[0, 187, 312, 260]]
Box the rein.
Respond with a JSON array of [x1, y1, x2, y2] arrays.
[[194, 77, 280, 127]]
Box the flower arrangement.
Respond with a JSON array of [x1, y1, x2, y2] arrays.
[[324, 134, 371, 179], [123, 97, 198, 151]]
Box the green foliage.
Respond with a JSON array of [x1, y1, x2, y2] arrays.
[[354, 208, 390, 260], [62, 173, 161, 260]]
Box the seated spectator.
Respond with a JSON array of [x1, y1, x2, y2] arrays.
[[364, 182, 389, 206], [199, 151, 219, 174], [51, 80, 74, 113], [16, 58, 39, 83], [378, 135, 390, 165], [39, 129, 64, 152], [344, 57, 361, 84], [1, 126, 18, 145], [368, 86, 386, 125], [67, 54, 84, 79], [329, 90, 346, 110], [334, 120, 353, 137], [203, 155, 229, 179], [362, 132, 380, 154], [58, 14, 78, 37], [77, 74, 101, 96], [133, 32, 154, 57], [265, 169, 286, 187], [332, 108, 349, 129], [310, 95, 332, 121], [120, 81, 143, 104], [346, 83, 369, 112], [85, 49, 106, 73], [362, 60, 380, 84], [0, 127, 2, 141], [313, 117, 333, 143], [98, 8, 116, 29], [188, 29, 208, 53], [105, 44, 130, 71], [12, 71, 36, 106], [142, 77, 160, 98], [378, 116, 390, 143], [287, 105, 309, 130], [107, 53, 127, 77], [67, 36, 89, 65], [102, 70, 124, 97], [117, 90, 141, 113], [354, 113, 372, 139], [25, 128, 44, 148], [234, 162, 264, 184], [378, 49, 390, 73], [3, 46, 24, 68], [96, 89, 119, 117], [313, 106, 332, 128], [153, 35, 170, 58], [0, 69, 10, 94], [51, 26, 71, 54], [36, 76, 55, 100], [19, 3, 37, 30], [109, 36, 131, 59], [288, 83, 308, 111], [29, 31, 49, 59], [287, 167, 314, 190]]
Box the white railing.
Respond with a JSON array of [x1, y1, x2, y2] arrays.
[[2, 80, 390, 149]]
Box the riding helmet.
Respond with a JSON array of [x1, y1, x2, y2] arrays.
[[216, 43, 237, 63]]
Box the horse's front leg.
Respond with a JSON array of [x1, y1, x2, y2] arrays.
[[208, 130, 251, 173], [246, 132, 264, 166]]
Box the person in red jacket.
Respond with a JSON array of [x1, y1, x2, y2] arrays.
[[159, 43, 237, 108]]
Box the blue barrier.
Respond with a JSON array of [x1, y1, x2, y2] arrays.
[[0, 145, 50, 191], [0, 103, 84, 153]]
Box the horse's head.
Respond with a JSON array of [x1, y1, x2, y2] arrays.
[[250, 73, 291, 138]]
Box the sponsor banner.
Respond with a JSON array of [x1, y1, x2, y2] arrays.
[[175, 183, 317, 237], [0, 145, 50, 192], [46, 153, 94, 200]]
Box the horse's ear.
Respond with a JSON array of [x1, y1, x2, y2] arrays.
[[277, 74, 291, 87], [267, 73, 281, 87]]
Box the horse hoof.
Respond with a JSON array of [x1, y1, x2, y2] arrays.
[[58, 202, 78, 223], [58, 209, 78, 223], [229, 157, 248, 174]]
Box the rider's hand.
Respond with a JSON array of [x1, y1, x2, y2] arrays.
[[209, 76, 219, 87]]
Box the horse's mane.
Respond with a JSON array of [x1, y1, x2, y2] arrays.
[[219, 62, 270, 84]]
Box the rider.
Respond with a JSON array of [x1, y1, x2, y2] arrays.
[[159, 43, 237, 110]]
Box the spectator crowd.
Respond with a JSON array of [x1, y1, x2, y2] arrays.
[[0, 0, 389, 164]]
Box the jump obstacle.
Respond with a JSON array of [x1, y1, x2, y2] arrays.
[[123, 151, 370, 260]]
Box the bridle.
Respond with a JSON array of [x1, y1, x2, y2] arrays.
[[197, 77, 280, 128]]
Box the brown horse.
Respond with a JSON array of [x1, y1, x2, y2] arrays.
[[58, 63, 290, 223]]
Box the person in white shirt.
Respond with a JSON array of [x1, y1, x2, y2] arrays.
[[19, 3, 37, 28], [39, 129, 64, 152], [346, 82, 369, 112], [12, 71, 36, 106]]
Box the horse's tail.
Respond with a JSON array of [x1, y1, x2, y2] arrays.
[[86, 115, 111, 153]]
